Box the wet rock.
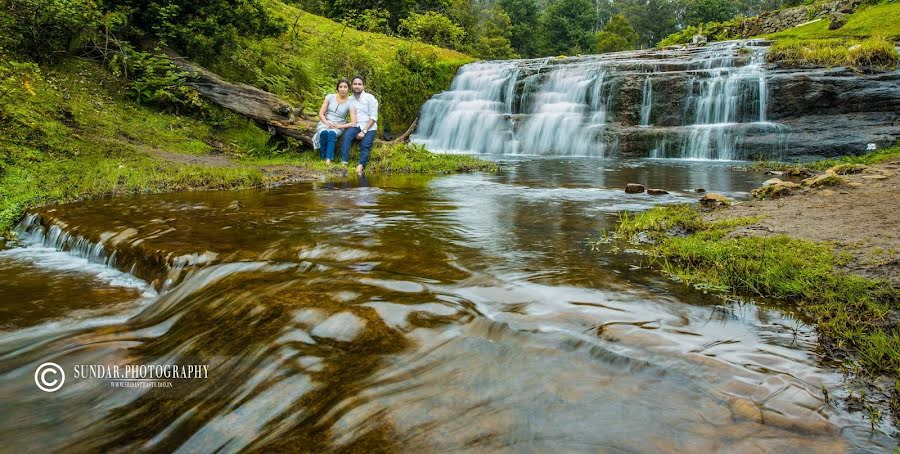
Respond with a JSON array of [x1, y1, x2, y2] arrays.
[[647, 188, 668, 195], [764, 170, 784, 176], [729, 398, 763, 424], [625, 183, 645, 194], [699, 193, 731, 208], [695, 188, 706, 193], [762, 177, 783, 186]]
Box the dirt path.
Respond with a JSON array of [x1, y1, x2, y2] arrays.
[[706, 159, 900, 285]]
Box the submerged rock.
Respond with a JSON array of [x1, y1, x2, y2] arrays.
[[625, 183, 646, 194], [647, 188, 669, 195]]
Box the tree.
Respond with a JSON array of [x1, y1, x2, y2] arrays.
[[684, 0, 739, 26], [473, 7, 517, 59], [536, 0, 598, 56], [595, 14, 639, 53], [498, 0, 539, 57], [618, 0, 681, 48], [399, 11, 466, 49]]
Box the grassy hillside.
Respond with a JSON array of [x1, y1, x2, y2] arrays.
[[766, 1, 900, 41], [207, 0, 474, 135]]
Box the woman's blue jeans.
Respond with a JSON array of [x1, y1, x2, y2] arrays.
[[319, 130, 338, 160]]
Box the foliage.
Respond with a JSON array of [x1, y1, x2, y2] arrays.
[[378, 48, 459, 133], [595, 14, 639, 53], [113, 0, 285, 64], [613, 204, 900, 378], [617, 0, 681, 48], [498, 0, 540, 57], [472, 8, 518, 59], [0, 0, 103, 62], [683, 0, 740, 26], [399, 11, 466, 50], [322, 0, 448, 31], [345, 8, 392, 34], [536, 0, 598, 56]]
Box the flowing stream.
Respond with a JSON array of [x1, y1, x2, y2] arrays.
[[0, 159, 894, 451]]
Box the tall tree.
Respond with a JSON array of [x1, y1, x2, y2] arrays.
[[498, 0, 539, 57], [594, 14, 639, 53], [536, 0, 598, 56], [617, 0, 681, 48]]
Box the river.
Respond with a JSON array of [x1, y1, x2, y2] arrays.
[[0, 158, 894, 451]]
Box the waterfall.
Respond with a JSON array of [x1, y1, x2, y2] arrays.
[[639, 76, 653, 127], [413, 40, 786, 160]]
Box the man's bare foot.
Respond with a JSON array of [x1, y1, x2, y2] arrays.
[[356, 164, 364, 175]]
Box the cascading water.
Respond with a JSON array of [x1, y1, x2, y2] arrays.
[[413, 40, 788, 160], [639, 75, 653, 127]]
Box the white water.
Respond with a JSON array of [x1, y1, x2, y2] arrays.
[[639, 75, 653, 127], [413, 40, 786, 160]]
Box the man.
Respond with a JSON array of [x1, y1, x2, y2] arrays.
[[340, 76, 379, 174]]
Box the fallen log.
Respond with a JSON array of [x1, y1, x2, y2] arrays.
[[166, 52, 416, 148]]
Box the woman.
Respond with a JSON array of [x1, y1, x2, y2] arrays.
[[314, 79, 356, 164]]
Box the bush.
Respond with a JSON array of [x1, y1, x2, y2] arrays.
[[377, 48, 458, 134], [399, 12, 466, 50], [0, 0, 102, 62]]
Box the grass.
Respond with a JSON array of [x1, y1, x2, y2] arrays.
[[745, 142, 900, 172], [767, 36, 899, 68], [0, 55, 496, 233], [611, 204, 900, 378], [766, 2, 900, 42]]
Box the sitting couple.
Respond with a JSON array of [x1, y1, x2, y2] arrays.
[[313, 76, 379, 174]]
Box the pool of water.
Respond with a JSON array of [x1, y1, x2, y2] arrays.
[[0, 158, 892, 451]]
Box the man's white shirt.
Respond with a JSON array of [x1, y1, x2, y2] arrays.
[[351, 91, 379, 132]]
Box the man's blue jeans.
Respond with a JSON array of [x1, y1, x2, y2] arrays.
[[319, 130, 337, 160], [341, 127, 376, 166]]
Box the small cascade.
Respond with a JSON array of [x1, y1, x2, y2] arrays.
[[639, 76, 653, 127], [413, 40, 790, 160], [12, 213, 181, 291], [413, 62, 518, 154]]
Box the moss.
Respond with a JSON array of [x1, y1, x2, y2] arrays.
[[610, 204, 900, 378]]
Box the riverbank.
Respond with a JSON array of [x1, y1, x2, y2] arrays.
[[605, 148, 900, 424], [0, 57, 495, 234]]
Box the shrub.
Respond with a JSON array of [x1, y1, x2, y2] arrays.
[[399, 12, 466, 50], [0, 0, 102, 62]]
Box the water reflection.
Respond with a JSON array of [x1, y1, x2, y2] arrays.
[[0, 159, 891, 451]]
